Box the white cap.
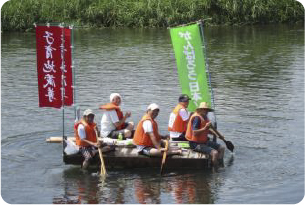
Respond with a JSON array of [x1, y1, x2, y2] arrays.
[[83, 109, 94, 116], [147, 103, 160, 111], [110, 93, 121, 102]]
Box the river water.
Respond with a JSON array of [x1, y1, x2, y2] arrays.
[[1, 24, 304, 204]]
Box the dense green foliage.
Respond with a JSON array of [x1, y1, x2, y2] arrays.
[[1, 0, 304, 31]]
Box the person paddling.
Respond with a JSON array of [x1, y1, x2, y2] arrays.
[[168, 94, 191, 141], [74, 109, 101, 169], [99, 93, 134, 140], [133, 103, 181, 156], [185, 102, 225, 166]]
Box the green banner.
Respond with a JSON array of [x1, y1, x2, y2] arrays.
[[170, 23, 211, 112]]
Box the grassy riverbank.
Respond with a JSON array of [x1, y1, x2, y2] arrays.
[[1, 0, 304, 31]]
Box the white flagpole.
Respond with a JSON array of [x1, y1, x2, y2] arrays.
[[60, 23, 66, 149], [199, 21, 218, 142]]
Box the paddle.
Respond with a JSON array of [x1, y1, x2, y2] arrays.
[[209, 126, 234, 152], [94, 128, 107, 176], [160, 140, 169, 176]]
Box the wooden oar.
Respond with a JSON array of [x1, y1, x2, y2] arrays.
[[160, 140, 169, 176], [209, 126, 235, 152], [94, 128, 107, 176]]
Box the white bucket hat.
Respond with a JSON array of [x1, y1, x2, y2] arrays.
[[110, 93, 121, 102]]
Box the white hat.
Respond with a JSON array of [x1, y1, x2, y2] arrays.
[[110, 93, 121, 102], [83, 109, 94, 116], [147, 103, 160, 111]]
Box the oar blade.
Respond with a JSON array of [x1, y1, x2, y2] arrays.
[[225, 141, 234, 152]]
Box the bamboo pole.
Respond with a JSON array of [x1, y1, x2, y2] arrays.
[[160, 140, 169, 175], [94, 128, 107, 177]]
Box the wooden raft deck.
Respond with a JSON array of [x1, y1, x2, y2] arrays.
[[47, 136, 211, 169], [63, 146, 210, 169]]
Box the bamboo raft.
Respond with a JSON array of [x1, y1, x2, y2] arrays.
[[47, 137, 211, 169]]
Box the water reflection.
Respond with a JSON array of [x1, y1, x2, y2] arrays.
[[103, 177, 127, 204], [133, 170, 219, 204], [226, 154, 235, 167], [53, 167, 223, 204], [134, 177, 161, 204], [53, 168, 99, 204], [167, 174, 213, 204]]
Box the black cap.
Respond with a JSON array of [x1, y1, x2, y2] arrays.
[[179, 94, 191, 102]]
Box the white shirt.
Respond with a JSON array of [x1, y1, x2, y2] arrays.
[[179, 108, 190, 121], [100, 110, 119, 137], [77, 124, 86, 140], [169, 108, 190, 138], [143, 120, 153, 133]]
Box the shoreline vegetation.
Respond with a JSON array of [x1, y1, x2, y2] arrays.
[[1, 0, 304, 32]]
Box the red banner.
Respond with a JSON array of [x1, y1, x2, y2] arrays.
[[36, 25, 73, 108]]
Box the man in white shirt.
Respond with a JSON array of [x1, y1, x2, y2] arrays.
[[74, 109, 100, 169], [100, 93, 134, 139], [168, 94, 191, 141], [133, 103, 181, 156]]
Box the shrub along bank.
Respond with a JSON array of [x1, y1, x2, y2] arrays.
[[1, 0, 304, 31]]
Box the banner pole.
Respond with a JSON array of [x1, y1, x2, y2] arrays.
[[198, 21, 215, 110], [69, 25, 77, 122], [60, 23, 66, 151], [199, 21, 218, 142]]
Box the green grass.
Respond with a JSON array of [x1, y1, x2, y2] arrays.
[[1, 0, 304, 31]]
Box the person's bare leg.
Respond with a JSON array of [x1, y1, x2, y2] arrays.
[[210, 150, 219, 166], [148, 147, 182, 156], [148, 148, 163, 156], [218, 145, 225, 159], [167, 148, 182, 155], [82, 159, 90, 169]]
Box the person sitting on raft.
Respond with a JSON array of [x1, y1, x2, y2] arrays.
[[168, 94, 191, 141], [133, 103, 182, 156], [74, 109, 102, 169], [185, 102, 225, 166], [99, 93, 134, 140]]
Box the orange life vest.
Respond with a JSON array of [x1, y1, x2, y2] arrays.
[[168, 104, 188, 133], [74, 119, 97, 147], [185, 112, 209, 143], [133, 114, 161, 147], [99, 103, 124, 129]]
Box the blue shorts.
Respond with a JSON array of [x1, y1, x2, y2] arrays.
[[189, 141, 220, 155]]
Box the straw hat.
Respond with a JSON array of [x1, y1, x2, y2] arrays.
[[196, 102, 214, 111]]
